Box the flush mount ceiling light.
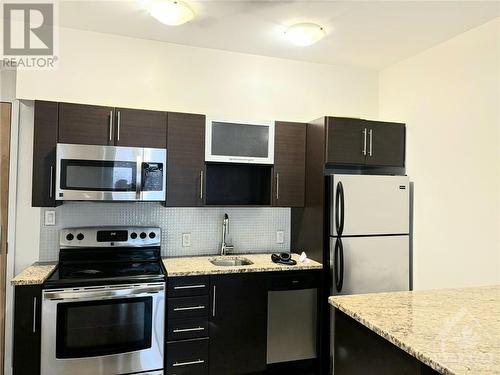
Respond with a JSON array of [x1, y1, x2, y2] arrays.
[[284, 23, 326, 47], [148, 0, 195, 26]]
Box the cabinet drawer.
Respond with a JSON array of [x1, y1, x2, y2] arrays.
[[269, 271, 320, 291], [166, 338, 208, 375], [168, 276, 210, 297], [168, 296, 209, 319], [167, 318, 208, 341]]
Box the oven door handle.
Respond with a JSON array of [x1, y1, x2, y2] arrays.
[[43, 285, 165, 301]]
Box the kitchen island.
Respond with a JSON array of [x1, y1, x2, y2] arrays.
[[329, 285, 499, 375]]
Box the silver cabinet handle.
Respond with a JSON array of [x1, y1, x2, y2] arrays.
[[116, 110, 121, 141], [173, 326, 205, 333], [212, 285, 216, 317], [32, 297, 37, 333], [362, 128, 367, 156], [173, 359, 205, 367], [369, 129, 373, 156], [173, 305, 205, 311], [173, 284, 206, 290], [276, 173, 280, 200], [108, 110, 113, 142], [199, 170, 204, 200], [49, 166, 54, 198]]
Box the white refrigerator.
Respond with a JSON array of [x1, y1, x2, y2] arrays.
[[329, 174, 411, 295]]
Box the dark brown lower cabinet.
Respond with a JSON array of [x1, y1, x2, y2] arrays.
[[334, 309, 439, 375], [13, 285, 41, 375], [209, 273, 268, 375]]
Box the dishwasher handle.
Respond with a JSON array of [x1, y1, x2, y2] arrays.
[[268, 272, 320, 291]]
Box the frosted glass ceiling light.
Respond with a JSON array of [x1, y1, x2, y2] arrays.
[[149, 0, 195, 26], [284, 23, 325, 47]]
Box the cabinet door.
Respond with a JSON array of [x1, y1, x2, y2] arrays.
[[13, 285, 41, 375], [166, 112, 205, 206], [325, 117, 366, 165], [365, 120, 406, 167], [273, 121, 306, 207], [114, 108, 167, 148], [58, 102, 114, 145], [32, 100, 60, 207], [209, 274, 267, 375]]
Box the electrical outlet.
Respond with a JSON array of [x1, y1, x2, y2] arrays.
[[182, 233, 191, 247], [44, 210, 56, 226], [276, 230, 284, 244]]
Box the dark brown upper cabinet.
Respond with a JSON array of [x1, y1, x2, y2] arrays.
[[166, 112, 206, 206], [58, 102, 114, 145], [59, 103, 167, 148], [273, 121, 306, 207], [326, 117, 366, 165], [364, 120, 406, 167], [32, 100, 60, 207], [325, 117, 405, 167], [114, 108, 167, 148]]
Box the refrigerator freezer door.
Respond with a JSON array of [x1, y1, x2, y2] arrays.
[[330, 174, 410, 236], [330, 235, 409, 295]]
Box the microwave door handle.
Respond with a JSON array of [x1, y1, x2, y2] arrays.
[[136, 155, 143, 200]]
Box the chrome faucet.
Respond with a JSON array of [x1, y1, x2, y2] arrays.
[[220, 213, 234, 255]]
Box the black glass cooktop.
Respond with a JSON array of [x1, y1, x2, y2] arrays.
[[43, 247, 166, 288]]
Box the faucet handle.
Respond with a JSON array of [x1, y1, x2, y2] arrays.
[[224, 245, 234, 254]]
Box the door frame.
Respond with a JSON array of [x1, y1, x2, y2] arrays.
[[2, 100, 19, 375]]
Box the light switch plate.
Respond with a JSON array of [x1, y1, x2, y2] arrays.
[[276, 230, 284, 244], [182, 233, 191, 247], [44, 210, 56, 226]]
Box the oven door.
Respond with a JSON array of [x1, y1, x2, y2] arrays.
[[41, 283, 165, 375], [56, 143, 166, 201]]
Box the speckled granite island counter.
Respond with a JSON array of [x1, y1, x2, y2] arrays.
[[329, 286, 500, 375], [163, 252, 322, 276], [11, 262, 57, 285]]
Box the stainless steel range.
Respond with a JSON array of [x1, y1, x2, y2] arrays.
[[41, 227, 166, 375]]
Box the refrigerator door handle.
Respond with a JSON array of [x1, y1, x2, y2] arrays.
[[334, 237, 344, 292], [335, 181, 345, 235]]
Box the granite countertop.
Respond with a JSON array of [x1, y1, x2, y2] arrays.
[[163, 253, 323, 277], [11, 262, 57, 285], [329, 285, 500, 375], [11, 253, 322, 285]]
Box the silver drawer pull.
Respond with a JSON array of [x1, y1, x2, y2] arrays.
[[173, 284, 206, 290], [173, 305, 205, 311], [173, 359, 205, 367], [173, 326, 205, 333]]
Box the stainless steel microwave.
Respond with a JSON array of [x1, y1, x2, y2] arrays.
[[56, 143, 166, 201]]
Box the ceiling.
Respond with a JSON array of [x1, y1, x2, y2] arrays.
[[57, 0, 500, 70]]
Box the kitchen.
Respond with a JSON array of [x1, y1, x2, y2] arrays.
[[1, 1, 499, 375]]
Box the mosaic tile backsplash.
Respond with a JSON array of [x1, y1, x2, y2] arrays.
[[39, 203, 291, 261]]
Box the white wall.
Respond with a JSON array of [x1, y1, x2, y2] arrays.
[[379, 18, 500, 290], [16, 27, 379, 122]]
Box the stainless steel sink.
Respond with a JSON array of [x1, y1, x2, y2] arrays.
[[210, 257, 254, 267]]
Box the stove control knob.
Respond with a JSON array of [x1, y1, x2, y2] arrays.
[[130, 232, 138, 239], [140, 232, 147, 239], [76, 233, 84, 241], [149, 232, 156, 239], [66, 233, 74, 241]]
